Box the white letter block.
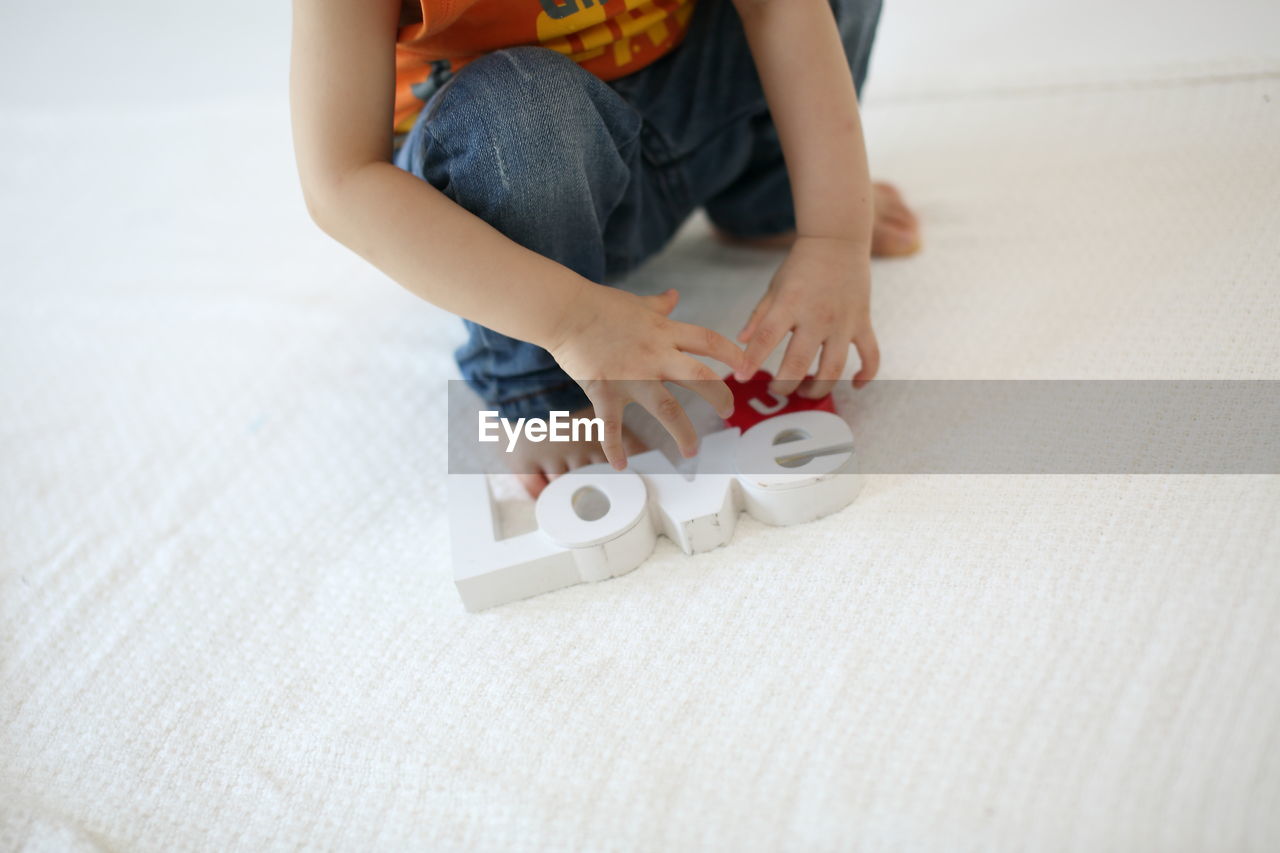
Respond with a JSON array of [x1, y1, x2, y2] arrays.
[[535, 468, 656, 583], [447, 409, 862, 610], [449, 473, 579, 612], [734, 411, 861, 526], [628, 428, 740, 554]]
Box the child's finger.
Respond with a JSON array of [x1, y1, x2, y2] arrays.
[[797, 339, 849, 399], [676, 322, 746, 375], [666, 357, 734, 419], [852, 329, 881, 389], [740, 310, 789, 382], [636, 383, 699, 459], [594, 396, 628, 470], [737, 295, 773, 344], [769, 331, 822, 397], [642, 288, 680, 316]]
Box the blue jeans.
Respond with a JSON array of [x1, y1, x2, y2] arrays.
[[394, 0, 881, 419]]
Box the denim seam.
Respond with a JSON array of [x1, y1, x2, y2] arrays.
[[637, 122, 692, 227], [662, 99, 770, 165]]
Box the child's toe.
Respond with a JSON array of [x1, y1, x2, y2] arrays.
[[518, 471, 550, 498]]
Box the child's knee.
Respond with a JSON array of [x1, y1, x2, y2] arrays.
[[424, 47, 638, 212], [441, 46, 583, 115]]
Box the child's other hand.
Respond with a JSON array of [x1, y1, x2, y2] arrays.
[[549, 286, 746, 470], [735, 235, 879, 399]]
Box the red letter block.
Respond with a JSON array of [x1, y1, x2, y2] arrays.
[[722, 370, 836, 432]]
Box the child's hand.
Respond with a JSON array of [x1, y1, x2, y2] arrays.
[[735, 235, 880, 399], [549, 286, 745, 469]]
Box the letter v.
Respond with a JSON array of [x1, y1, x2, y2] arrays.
[[628, 428, 741, 554]]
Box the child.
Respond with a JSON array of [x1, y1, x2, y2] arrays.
[[290, 0, 920, 496]]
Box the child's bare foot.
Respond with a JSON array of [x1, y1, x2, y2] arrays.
[[869, 182, 921, 257], [713, 181, 921, 257], [509, 406, 648, 498]]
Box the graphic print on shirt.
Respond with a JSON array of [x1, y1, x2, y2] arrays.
[[394, 0, 696, 132], [536, 0, 694, 70]]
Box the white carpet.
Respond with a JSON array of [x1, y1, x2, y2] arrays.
[[2, 0, 1279, 850]]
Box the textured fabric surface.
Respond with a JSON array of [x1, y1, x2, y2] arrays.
[[2, 1, 1279, 850]]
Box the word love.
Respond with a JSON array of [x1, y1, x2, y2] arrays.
[[478, 410, 604, 453], [448, 409, 861, 611]]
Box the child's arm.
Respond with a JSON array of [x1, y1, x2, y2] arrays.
[[290, 0, 744, 467], [731, 0, 881, 398]]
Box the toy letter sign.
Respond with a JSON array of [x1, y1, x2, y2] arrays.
[[448, 407, 861, 611]]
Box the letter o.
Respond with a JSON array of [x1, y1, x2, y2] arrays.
[[534, 465, 656, 581]]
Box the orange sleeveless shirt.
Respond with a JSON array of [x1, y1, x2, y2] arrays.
[[395, 0, 697, 133]]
